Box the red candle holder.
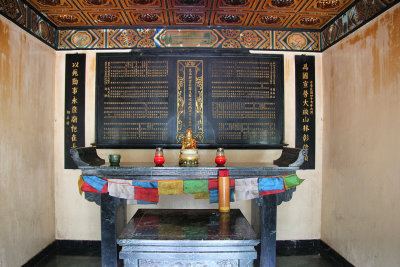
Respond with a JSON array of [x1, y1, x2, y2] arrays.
[[154, 147, 165, 166], [215, 148, 226, 166]]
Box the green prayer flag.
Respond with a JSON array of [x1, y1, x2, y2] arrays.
[[183, 180, 209, 194], [283, 174, 304, 189]]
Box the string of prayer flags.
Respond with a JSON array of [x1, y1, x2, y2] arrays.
[[108, 179, 135, 200], [283, 174, 304, 189], [183, 180, 208, 194], [134, 186, 159, 203], [235, 178, 259, 201], [259, 176, 285, 196], [209, 188, 235, 203], [82, 175, 107, 192], [133, 180, 158, 189], [76, 174, 305, 203], [158, 180, 184, 195]]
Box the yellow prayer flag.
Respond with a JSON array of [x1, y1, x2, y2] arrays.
[[194, 193, 210, 199], [78, 175, 84, 196], [158, 180, 184, 195]]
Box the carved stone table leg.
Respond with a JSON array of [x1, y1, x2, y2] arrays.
[[101, 194, 126, 267], [260, 194, 277, 267]]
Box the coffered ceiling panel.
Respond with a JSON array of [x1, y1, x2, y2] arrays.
[[287, 13, 334, 28], [74, 0, 122, 10], [23, 0, 361, 29], [168, 0, 211, 9], [45, 11, 92, 26], [86, 10, 130, 25], [301, 0, 354, 13], [126, 10, 169, 25], [28, 0, 78, 10], [259, 0, 308, 12], [249, 12, 295, 27], [169, 10, 209, 25], [213, 0, 259, 10], [120, 0, 165, 8]]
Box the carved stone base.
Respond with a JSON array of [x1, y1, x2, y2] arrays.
[[118, 210, 258, 267]]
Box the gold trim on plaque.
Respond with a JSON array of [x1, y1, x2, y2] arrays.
[[176, 60, 204, 143]]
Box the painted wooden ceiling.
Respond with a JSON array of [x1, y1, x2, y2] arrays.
[[24, 0, 356, 29]]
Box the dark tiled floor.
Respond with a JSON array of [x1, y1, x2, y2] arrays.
[[35, 249, 335, 267], [277, 255, 334, 267]]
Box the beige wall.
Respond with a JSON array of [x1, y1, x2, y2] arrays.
[[0, 17, 55, 266], [54, 50, 323, 241], [322, 5, 400, 267]]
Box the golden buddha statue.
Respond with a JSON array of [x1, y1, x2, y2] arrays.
[[179, 129, 199, 166], [181, 129, 197, 149]]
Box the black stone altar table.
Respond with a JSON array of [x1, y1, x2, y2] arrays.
[[71, 147, 306, 267], [118, 209, 259, 267]]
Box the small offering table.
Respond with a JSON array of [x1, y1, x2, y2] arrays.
[[118, 209, 259, 267], [71, 147, 306, 267]]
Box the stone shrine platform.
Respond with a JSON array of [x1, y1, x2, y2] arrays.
[[118, 209, 259, 267]]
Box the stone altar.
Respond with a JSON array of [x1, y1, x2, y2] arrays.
[[71, 147, 306, 267]]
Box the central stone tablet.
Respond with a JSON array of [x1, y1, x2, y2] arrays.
[[118, 209, 259, 267]]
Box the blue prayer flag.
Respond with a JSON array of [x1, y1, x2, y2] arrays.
[[258, 177, 284, 192], [133, 180, 158, 189], [82, 176, 107, 192]]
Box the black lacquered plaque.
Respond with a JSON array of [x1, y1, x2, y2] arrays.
[[95, 50, 284, 149], [295, 55, 315, 169], [65, 54, 86, 169]]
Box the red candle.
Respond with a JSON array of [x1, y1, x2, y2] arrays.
[[154, 147, 165, 166], [215, 156, 226, 165], [154, 156, 165, 165], [215, 148, 226, 166]]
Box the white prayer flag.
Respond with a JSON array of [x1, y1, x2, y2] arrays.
[[235, 178, 259, 200], [108, 179, 135, 200]]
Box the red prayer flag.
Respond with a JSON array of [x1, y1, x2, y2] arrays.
[[134, 187, 159, 203], [260, 189, 285, 196], [209, 179, 235, 190], [81, 181, 107, 193]]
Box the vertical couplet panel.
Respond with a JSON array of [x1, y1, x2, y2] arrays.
[[295, 55, 315, 169], [65, 54, 85, 169]]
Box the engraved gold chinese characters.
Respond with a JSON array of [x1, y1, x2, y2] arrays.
[[179, 129, 199, 166]]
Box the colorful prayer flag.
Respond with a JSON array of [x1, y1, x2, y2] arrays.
[[183, 180, 208, 194], [194, 193, 210, 199], [82, 175, 107, 192], [134, 187, 159, 203], [108, 179, 135, 199], [209, 179, 235, 190], [81, 181, 107, 193], [158, 180, 183, 195], [78, 175, 84, 195], [283, 174, 304, 189], [259, 176, 285, 196], [133, 180, 158, 188], [235, 178, 259, 200], [209, 188, 235, 203]]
